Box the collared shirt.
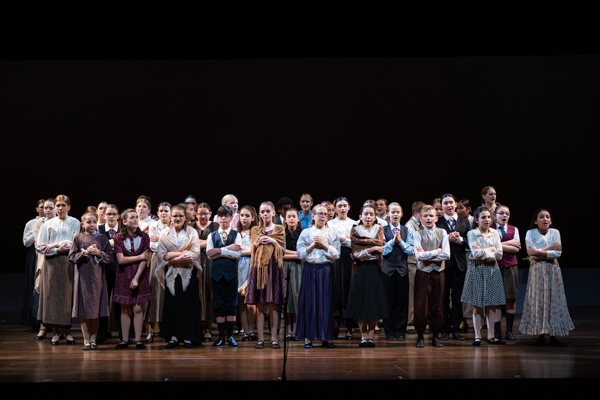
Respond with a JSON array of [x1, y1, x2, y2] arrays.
[[299, 210, 312, 230], [443, 213, 464, 244], [382, 223, 415, 256], [206, 227, 242, 259], [297, 225, 341, 264], [414, 227, 450, 262], [405, 216, 422, 235], [327, 217, 357, 248]]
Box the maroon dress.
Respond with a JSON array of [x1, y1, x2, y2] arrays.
[[113, 232, 152, 304]]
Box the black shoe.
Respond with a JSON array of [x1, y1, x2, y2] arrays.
[[406, 327, 416, 334], [452, 332, 466, 341], [165, 340, 179, 348], [416, 338, 424, 348], [35, 329, 47, 340], [386, 335, 397, 341], [322, 341, 335, 348], [249, 332, 259, 341], [359, 339, 368, 348], [366, 339, 375, 347], [472, 338, 481, 346], [115, 342, 128, 349], [397, 335, 405, 341], [83, 343, 92, 350], [292, 337, 300, 341], [304, 340, 313, 348], [65, 335, 76, 345], [440, 332, 449, 341], [255, 341, 264, 349], [487, 338, 506, 345], [90, 343, 99, 350], [432, 338, 444, 347], [241, 334, 250, 341], [135, 341, 146, 349], [424, 328, 431, 334], [271, 341, 280, 349], [228, 336, 238, 347], [184, 341, 194, 349], [506, 332, 516, 341], [213, 339, 226, 346], [345, 329, 353, 340]]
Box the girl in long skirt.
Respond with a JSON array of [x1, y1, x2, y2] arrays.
[[295, 205, 340, 348], [36, 195, 80, 345], [282, 207, 303, 341], [520, 209, 574, 346], [69, 212, 113, 350], [237, 205, 258, 341], [244, 201, 286, 349]]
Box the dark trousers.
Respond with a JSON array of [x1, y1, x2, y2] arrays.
[[414, 269, 444, 332], [98, 263, 121, 341], [382, 270, 409, 336], [442, 267, 466, 333], [212, 277, 238, 317]]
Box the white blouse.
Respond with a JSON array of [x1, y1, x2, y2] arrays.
[[297, 225, 341, 264], [149, 220, 169, 252], [23, 217, 39, 247], [352, 224, 382, 261], [138, 216, 153, 233], [525, 228, 561, 260], [36, 216, 80, 256], [467, 228, 503, 262], [327, 217, 357, 248]]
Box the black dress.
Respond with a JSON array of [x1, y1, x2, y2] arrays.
[[160, 268, 203, 344]]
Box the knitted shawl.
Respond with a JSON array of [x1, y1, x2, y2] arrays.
[[155, 226, 201, 296], [350, 224, 385, 276], [250, 224, 286, 290]]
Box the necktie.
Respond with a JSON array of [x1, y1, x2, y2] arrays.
[[221, 231, 228, 245], [448, 218, 455, 232], [498, 226, 506, 240], [109, 229, 116, 239], [393, 228, 399, 236]]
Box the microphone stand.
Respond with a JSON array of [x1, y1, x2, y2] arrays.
[[280, 268, 291, 381]]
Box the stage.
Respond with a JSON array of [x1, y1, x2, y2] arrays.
[[1, 306, 598, 383]]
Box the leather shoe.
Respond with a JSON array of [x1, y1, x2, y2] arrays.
[[228, 336, 238, 346], [473, 338, 481, 346], [424, 328, 431, 334], [452, 332, 466, 341], [386, 336, 397, 341], [304, 341, 313, 348], [35, 329, 47, 340], [213, 339, 226, 346], [432, 338, 444, 347], [397, 335, 405, 341], [90, 343, 99, 350], [506, 332, 516, 341], [440, 332, 449, 341], [184, 341, 194, 349], [487, 338, 506, 345], [165, 340, 179, 348], [322, 341, 335, 348], [416, 338, 424, 348], [115, 342, 128, 349], [406, 327, 416, 334]]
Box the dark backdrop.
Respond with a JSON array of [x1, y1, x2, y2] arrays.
[[2, 13, 599, 273]]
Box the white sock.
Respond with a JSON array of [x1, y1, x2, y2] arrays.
[[472, 314, 482, 340], [486, 309, 495, 340]]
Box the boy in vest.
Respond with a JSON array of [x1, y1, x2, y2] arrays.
[[413, 205, 450, 348], [405, 201, 425, 334], [207, 206, 242, 346], [494, 205, 521, 340], [381, 203, 414, 341]]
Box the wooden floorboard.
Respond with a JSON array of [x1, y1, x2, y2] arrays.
[[1, 307, 599, 393]]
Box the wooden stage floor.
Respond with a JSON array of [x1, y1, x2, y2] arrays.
[[1, 307, 599, 387]]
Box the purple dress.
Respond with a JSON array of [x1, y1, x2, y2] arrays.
[[113, 232, 152, 304], [245, 230, 286, 305], [69, 233, 112, 319]]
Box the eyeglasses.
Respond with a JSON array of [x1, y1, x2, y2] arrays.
[[105, 212, 118, 216], [198, 212, 210, 217], [496, 211, 510, 216], [315, 212, 328, 217]]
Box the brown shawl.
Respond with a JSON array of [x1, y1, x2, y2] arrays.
[[249, 224, 286, 290], [350, 225, 385, 276]]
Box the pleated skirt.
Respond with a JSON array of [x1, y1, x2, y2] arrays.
[[461, 260, 506, 308]]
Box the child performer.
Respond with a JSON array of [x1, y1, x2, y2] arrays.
[[299, 193, 313, 230], [457, 198, 474, 332], [36, 195, 80, 345], [113, 208, 151, 349], [156, 205, 202, 348], [97, 204, 121, 343], [22, 199, 45, 329], [432, 198, 443, 219], [494, 205, 521, 340], [461, 206, 505, 346], [381, 202, 414, 341], [207, 206, 242, 346], [327, 197, 357, 339], [457, 199, 474, 226], [345, 204, 387, 348], [245, 201, 286, 349], [237, 205, 258, 341], [213, 194, 240, 229], [404, 201, 425, 335], [69, 212, 113, 350], [33, 199, 56, 341], [321, 201, 336, 221], [145, 202, 171, 342], [282, 207, 303, 341], [481, 186, 498, 214], [296, 205, 340, 348], [436, 194, 470, 342], [191, 202, 220, 341], [520, 209, 574, 346], [96, 201, 108, 227], [376, 198, 389, 222], [413, 205, 450, 348], [136, 197, 153, 233]]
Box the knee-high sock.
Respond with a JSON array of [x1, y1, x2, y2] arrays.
[[217, 322, 226, 339], [486, 308, 495, 340], [226, 321, 235, 338], [472, 313, 482, 340], [506, 313, 515, 333]]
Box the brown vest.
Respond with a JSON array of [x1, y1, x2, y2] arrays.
[[417, 228, 445, 273]]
